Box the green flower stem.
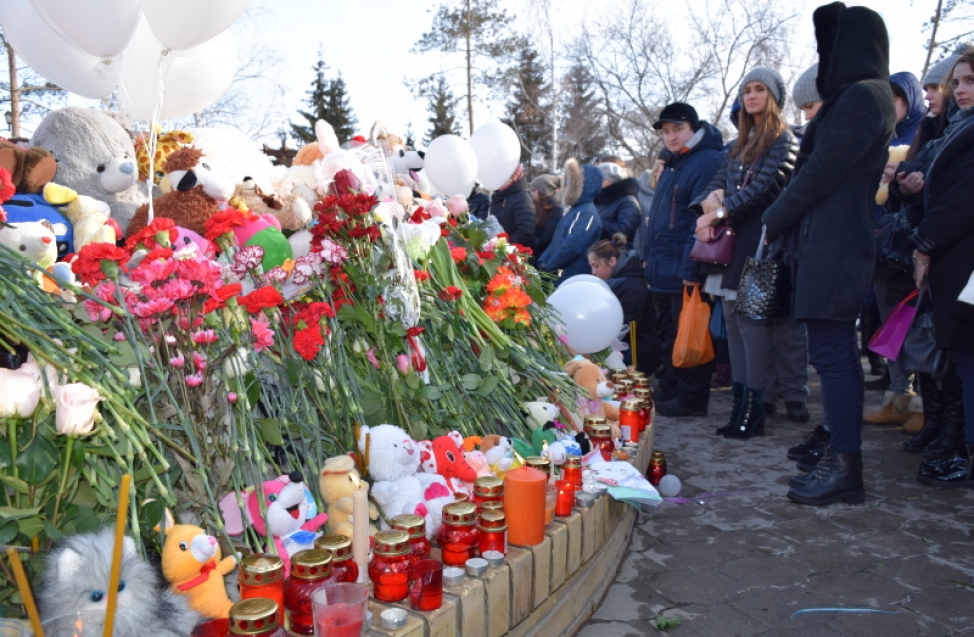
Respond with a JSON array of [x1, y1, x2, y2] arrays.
[[7, 418, 18, 481], [51, 435, 75, 528]]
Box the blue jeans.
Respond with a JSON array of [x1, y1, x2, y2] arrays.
[[805, 319, 864, 453]]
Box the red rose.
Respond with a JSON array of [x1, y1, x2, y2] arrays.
[[438, 286, 462, 302], [238, 286, 284, 313], [414, 269, 431, 282]]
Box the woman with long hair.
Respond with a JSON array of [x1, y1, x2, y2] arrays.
[[691, 67, 798, 440], [529, 174, 564, 267]]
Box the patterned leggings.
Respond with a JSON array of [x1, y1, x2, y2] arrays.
[[805, 319, 864, 453]]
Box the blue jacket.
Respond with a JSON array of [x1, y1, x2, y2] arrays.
[[889, 71, 925, 147], [642, 122, 724, 293], [594, 177, 641, 243], [538, 162, 603, 284]]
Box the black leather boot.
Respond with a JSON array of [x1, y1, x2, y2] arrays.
[[715, 382, 744, 435], [917, 445, 974, 487], [904, 373, 945, 453], [787, 425, 829, 462], [724, 387, 765, 439], [787, 449, 865, 505], [922, 385, 965, 460]]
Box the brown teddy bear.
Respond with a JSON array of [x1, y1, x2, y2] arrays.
[[564, 358, 622, 438], [319, 455, 378, 538]]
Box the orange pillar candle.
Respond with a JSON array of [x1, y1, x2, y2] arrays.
[[503, 467, 547, 547]]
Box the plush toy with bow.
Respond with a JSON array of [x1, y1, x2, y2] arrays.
[[162, 524, 236, 619]]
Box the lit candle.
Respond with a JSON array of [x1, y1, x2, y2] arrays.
[[104, 473, 132, 637], [6, 548, 44, 637], [351, 478, 369, 583]]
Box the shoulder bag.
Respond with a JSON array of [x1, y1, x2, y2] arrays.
[[734, 226, 791, 321]]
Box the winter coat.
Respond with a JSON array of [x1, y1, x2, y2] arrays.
[[607, 250, 661, 375], [594, 178, 641, 244], [761, 3, 896, 322], [633, 170, 656, 256], [911, 107, 974, 352], [468, 188, 490, 221], [531, 204, 564, 265], [537, 160, 602, 284], [642, 121, 724, 294], [489, 178, 535, 248], [889, 71, 925, 147], [690, 130, 798, 290]]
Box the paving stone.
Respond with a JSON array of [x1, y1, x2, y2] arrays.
[[789, 541, 887, 574], [728, 585, 835, 627], [805, 570, 913, 606], [704, 527, 793, 557], [647, 568, 748, 604], [773, 516, 850, 545], [656, 601, 771, 637], [640, 539, 734, 571], [590, 582, 654, 622], [574, 621, 645, 637], [717, 555, 817, 588], [900, 586, 974, 633], [827, 608, 946, 637]]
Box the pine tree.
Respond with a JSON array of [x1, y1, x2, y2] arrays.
[[290, 56, 359, 145], [418, 75, 461, 145], [558, 62, 606, 165], [404, 122, 416, 149], [503, 45, 551, 175]]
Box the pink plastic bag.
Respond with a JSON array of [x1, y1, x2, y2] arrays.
[[868, 289, 919, 360]]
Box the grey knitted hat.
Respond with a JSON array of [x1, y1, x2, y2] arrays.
[[922, 43, 973, 88], [792, 64, 821, 107], [530, 174, 561, 198], [740, 67, 787, 108]]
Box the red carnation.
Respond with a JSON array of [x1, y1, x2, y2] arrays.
[[414, 269, 431, 282], [204, 209, 251, 241], [348, 224, 381, 242], [293, 325, 325, 361], [203, 282, 243, 313], [72, 242, 129, 286], [238, 286, 284, 313], [126, 217, 178, 250], [438, 286, 462, 302], [450, 247, 468, 263]]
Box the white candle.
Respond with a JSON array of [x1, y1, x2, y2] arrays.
[[351, 482, 369, 583]]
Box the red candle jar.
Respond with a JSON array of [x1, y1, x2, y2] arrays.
[[313, 534, 358, 583], [614, 379, 634, 400], [238, 554, 285, 626], [391, 513, 431, 575], [473, 476, 504, 510], [554, 480, 575, 517], [620, 399, 641, 444], [648, 451, 667, 486], [480, 500, 503, 513], [228, 598, 287, 637], [283, 549, 333, 636], [585, 417, 614, 462], [369, 530, 412, 602], [436, 501, 480, 565], [477, 510, 508, 555], [562, 456, 583, 491], [610, 370, 628, 385], [634, 389, 652, 432], [503, 466, 547, 546]]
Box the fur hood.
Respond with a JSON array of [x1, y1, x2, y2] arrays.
[[562, 158, 603, 209], [595, 177, 639, 205]]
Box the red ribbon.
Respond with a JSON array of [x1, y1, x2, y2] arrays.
[[175, 559, 217, 591]]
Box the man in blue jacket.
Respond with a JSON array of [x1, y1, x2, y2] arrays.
[[643, 102, 724, 417]]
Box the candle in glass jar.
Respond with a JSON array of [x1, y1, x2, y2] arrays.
[[585, 417, 614, 462], [477, 510, 508, 555], [503, 467, 547, 546], [238, 554, 285, 626], [369, 530, 411, 602], [472, 476, 504, 510], [554, 480, 575, 516], [228, 598, 287, 637], [436, 501, 479, 565], [562, 456, 583, 491], [283, 549, 333, 636], [314, 535, 358, 583], [619, 399, 641, 444], [391, 513, 431, 576], [648, 451, 667, 486]]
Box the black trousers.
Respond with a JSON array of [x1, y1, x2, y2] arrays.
[[653, 290, 713, 409]]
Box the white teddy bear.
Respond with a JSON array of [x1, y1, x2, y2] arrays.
[[358, 424, 455, 539]]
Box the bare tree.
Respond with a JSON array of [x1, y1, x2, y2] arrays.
[[922, 0, 974, 78], [1, 31, 66, 139]]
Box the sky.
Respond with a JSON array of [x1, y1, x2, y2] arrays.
[[12, 0, 966, 148]]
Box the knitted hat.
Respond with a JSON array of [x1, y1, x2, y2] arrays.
[[792, 64, 822, 107], [922, 43, 973, 88], [598, 162, 627, 183], [654, 102, 700, 130], [740, 67, 787, 108], [530, 174, 561, 198]]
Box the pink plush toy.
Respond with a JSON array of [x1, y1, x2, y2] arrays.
[[218, 471, 327, 576]]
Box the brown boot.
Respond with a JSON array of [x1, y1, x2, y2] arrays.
[[901, 396, 924, 435], [863, 391, 913, 425]]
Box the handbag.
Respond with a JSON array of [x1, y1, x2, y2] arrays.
[[690, 222, 735, 265], [899, 283, 949, 378], [876, 211, 914, 273], [709, 296, 728, 340], [672, 285, 715, 368], [734, 226, 791, 321], [868, 288, 919, 360]]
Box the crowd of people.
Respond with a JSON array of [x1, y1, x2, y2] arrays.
[[469, 2, 974, 506]]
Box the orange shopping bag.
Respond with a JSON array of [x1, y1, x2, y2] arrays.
[[672, 284, 715, 368]]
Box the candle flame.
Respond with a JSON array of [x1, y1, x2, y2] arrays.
[[350, 473, 362, 488]]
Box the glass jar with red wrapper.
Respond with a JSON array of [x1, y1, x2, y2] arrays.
[[634, 388, 652, 433], [620, 399, 641, 444], [584, 416, 614, 462], [313, 534, 358, 583], [561, 455, 583, 491], [436, 501, 480, 566], [238, 554, 285, 626], [648, 451, 667, 486], [391, 513, 430, 576], [228, 598, 287, 637], [283, 549, 333, 635], [369, 530, 412, 602], [477, 509, 508, 556], [472, 476, 504, 510]]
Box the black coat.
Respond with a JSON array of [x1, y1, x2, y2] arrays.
[[490, 179, 536, 248], [468, 189, 490, 221], [607, 251, 661, 375], [532, 204, 564, 264], [594, 178, 641, 244], [911, 109, 974, 352], [761, 4, 895, 322], [691, 131, 797, 290]]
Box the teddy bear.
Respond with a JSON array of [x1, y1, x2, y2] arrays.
[[0, 141, 74, 259], [318, 454, 379, 538], [564, 357, 622, 438], [358, 423, 455, 538], [235, 177, 312, 232], [875, 144, 911, 205], [30, 107, 149, 233], [161, 524, 236, 619], [44, 182, 119, 250]]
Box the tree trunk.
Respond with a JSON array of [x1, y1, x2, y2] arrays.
[[5, 41, 20, 139], [465, 0, 474, 135], [549, 28, 559, 172], [922, 0, 944, 80]]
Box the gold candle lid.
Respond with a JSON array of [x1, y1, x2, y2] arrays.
[[374, 529, 410, 555], [480, 500, 504, 512], [442, 501, 478, 526], [229, 598, 279, 635], [473, 475, 503, 496], [633, 388, 652, 398], [314, 534, 352, 560], [585, 422, 612, 438], [289, 549, 333, 581], [238, 553, 284, 586], [477, 509, 508, 532], [563, 455, 582, 469], [621, 399, 642, 412], [525, 456, 551, 474], [617, 379, 634, 392], [610, 371, 628, 383], [583, 415, 606, 426], [391, 513, 427, 538]]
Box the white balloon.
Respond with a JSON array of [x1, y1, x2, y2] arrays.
[[470, 121, 521, 190], [558, 274, 612, 293], [0, 0, 118, 99], [118, 18, 237, 120], [142, 0, 248, 51], [29, 0, 141, 58], [547, 281, 624, 355], [424, 135, 479, 198]]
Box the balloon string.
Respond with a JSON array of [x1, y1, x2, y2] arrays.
[[145, 50, 168, 224]]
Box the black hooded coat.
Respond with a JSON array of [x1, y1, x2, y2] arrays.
[[761, 2, 896, 321]]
